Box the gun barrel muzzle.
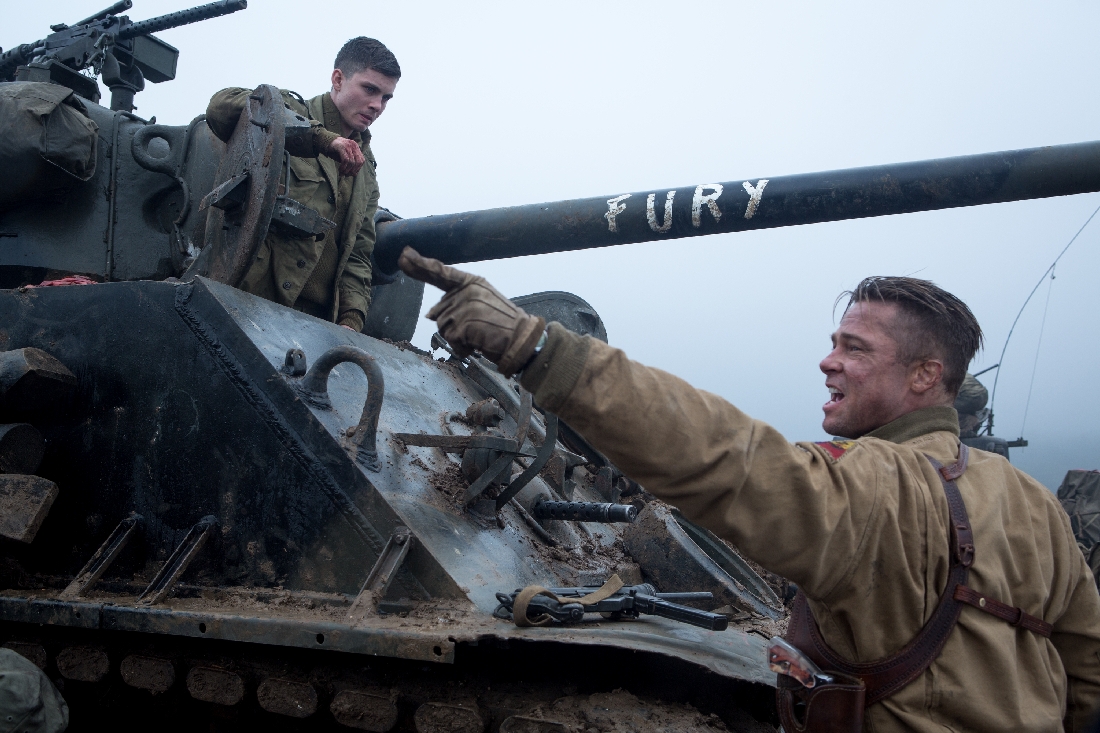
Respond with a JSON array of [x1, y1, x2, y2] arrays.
[[119, 0, 247, 40]]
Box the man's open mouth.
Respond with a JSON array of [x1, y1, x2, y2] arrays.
[[828, 387, 845, 404]]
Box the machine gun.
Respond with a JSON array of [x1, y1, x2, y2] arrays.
[[494, 582, 730, 631], [0, 0, 247, 111]]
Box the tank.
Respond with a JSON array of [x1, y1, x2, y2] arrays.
[[2, 4, 1100, 731], [0, 5, 790, 731]]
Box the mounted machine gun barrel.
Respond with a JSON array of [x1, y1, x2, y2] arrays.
[[118, 0, 248, 40], [0, 0, 247, 110]]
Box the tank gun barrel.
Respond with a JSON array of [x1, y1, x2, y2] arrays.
[[373, 140, 1100, 272], [73, 0, 133, 27], [118, 0, 247, 40]]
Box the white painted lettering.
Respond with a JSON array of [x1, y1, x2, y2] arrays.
[[692, 184, 723, 228], [646, 191, 675, 233], [604, 194, 631, 233], [742, 179, 769, 219]]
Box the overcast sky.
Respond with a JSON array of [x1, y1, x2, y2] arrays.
[[10, 1, 1099, 490]]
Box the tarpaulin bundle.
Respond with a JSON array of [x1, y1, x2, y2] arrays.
[[0, 81, 98, 210]]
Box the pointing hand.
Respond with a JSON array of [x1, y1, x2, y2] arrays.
[[398, 247, 546, 377]]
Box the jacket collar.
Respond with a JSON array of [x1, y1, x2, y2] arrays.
[[865, 406, 960, 445]]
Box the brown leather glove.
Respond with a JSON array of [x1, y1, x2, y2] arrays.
[[398, 247, 546, 377]]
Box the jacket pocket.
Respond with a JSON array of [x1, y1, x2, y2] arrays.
[[288, 156, 325, 208]]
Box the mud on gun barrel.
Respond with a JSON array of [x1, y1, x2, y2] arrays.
[[494, 583, 729, 631]]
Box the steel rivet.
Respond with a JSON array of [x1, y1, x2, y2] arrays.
[[979, 597, 986, 608]]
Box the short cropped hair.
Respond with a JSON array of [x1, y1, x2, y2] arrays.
[[334, 37, 401, 80], [841, 277, 983, 397]]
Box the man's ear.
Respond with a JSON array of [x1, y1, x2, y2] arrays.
[[331, 68, 344, 93], [909, 359, 945, 395]]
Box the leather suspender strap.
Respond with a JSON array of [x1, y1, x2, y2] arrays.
[[787, 564, 970, 706], [783, 443, 1055, 711], [938, 447, 975, 568], [784, 445, 974, 706], [953, 585, 1052, 638]]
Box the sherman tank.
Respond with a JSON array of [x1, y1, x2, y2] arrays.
[[3, 3, 1100, 731], [0, 3, 788, 731]]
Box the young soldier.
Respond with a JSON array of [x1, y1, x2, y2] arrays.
[[205, 38, 400, 332], [398, 247, 1100, 732]]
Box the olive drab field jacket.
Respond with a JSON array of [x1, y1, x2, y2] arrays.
[[206, 88, 378, 331], [519, 323, 1100, 733]]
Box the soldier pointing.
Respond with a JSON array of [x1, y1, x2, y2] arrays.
[[398, 247, 1100, 732], [206, 37, 400, 333]]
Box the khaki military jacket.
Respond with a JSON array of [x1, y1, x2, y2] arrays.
[[520, 324, 1100, 732], [206, 89, 379, 330]]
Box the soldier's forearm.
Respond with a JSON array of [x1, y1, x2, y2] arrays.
[[313, 127, 342, 158], [338, 270, 372, 324], [205, 87, 252, 143], [517, 324, 879, 595], [337, 309, 365, 333]]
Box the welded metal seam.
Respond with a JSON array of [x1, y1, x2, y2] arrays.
[[172, 283, 385, 555]]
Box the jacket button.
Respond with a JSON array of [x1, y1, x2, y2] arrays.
[[297, 259, 306, 268], [327, 194, 335, 204], [282, 281, 292, 290]]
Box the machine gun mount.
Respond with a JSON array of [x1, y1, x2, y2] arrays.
[[0, 0, 247, 111]]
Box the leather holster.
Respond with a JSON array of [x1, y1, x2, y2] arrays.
[[777, 671, 866, 733]]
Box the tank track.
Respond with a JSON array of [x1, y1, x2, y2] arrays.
[[1, 622, 778, 732]]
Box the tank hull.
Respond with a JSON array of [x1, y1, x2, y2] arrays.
[[0, 279, 780, 728]]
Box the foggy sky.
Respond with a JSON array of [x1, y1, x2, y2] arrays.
[[9, 1, 1099, 489]]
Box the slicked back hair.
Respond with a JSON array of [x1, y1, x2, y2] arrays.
[[334, 37, 401, 80], [840, 277, 983, 397]]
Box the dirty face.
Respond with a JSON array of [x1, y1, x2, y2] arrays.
[[819, 301, 914, 438], [330, 68, 397, 135]]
